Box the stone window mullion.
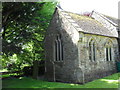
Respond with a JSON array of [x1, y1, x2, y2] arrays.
[[55, 35, 63, 62], [55, 40, 59, 61], [89, 40, 96, 61], [109, 47, 112, 61], [89, 42, 92, 61], [108, 47, 110, 61], [58, 37, 62, 61], [91, 43, 94, 61], [105, 41, 113, 61], [93, 42, 96, 61], [106, 47, 109, 61]]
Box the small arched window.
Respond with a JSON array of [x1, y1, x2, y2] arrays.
[[105, 41, 113, 61], [55, 34, 63, 61], [89, 39, 96, 61]]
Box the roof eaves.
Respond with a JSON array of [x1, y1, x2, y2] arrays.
[[78, 31, 118, 38]]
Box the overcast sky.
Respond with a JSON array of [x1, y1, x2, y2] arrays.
[[59, 0, 119, 18]]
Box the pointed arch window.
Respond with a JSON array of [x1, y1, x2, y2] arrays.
[[89, 39, 96, 61], [55, 34, 63, 61], [105, 41, 113, 61]]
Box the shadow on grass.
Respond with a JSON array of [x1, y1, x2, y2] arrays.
[[2, 73, 119, 88]]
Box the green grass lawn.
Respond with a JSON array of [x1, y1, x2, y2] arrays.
[[2, 73, 120, 88]]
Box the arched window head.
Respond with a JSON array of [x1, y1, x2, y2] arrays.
[[89, 39, 96, 61]]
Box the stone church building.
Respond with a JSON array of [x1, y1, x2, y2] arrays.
[[45, 7, 119, 84]]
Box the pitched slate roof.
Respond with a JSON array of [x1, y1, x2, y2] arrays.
[[59, 9, 118, 38], [104, 15, 118, 25]]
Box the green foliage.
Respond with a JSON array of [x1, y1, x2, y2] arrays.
[[2, 2, 57, 70], [2, 73, 119, 88]]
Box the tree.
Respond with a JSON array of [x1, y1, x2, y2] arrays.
[[2, 2, 56, 71]]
